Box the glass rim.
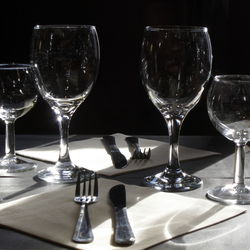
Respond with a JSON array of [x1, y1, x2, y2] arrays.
[[34, 24, 96, 30], [0, 63, 35, 70], [214, 74, 250, 83], [145, 25, 208, 32]]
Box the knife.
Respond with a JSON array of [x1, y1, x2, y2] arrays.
[[102, 136, 127, 169], [109, 184, 135, 245]]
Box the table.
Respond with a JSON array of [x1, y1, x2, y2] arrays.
[[0, 134, 248, 250]]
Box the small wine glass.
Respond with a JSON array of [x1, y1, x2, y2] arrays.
[[0, 64, 38, 173], [141, 26, 212, 191], [207, 75, 250, 204], [30, 25, 100, 183]]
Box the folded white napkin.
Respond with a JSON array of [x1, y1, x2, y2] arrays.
[[17, 133, 219, 176], [0, 178, 245, 250]]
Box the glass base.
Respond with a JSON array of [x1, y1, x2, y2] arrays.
[[36, 161, 93, 184], [0, 156, 37, 173], [207, 183, 250, 205], [144, 171, 202, 192]]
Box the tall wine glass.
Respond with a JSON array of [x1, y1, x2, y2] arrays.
[[207, 75, 250, 204], [141, 26, 212, 191], [0, 64, 38, 173], [31, 25, 100, 183]]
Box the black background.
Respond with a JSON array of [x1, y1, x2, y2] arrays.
[[0, 0, 248, 136]]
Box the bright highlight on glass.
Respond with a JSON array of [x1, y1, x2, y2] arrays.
[[31, 25, 100, 183], [207, 75, 250, 204], [141, 26, 212, 191], [0, 64, 38, 173]]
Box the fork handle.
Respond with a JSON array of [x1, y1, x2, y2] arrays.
[[125, 137, 140, 149], [72, 204, 93, 243]]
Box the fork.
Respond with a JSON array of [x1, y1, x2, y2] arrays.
[[72, 171, 98, 243], [125, 136, 151, 160]]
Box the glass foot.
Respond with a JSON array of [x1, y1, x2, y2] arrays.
[[144, 171, 202, 192], [0, 156, 37, 173], [36, 161, 93, 184], [207, 184, 250, 205]]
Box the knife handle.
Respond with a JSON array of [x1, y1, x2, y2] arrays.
[[102, 136, 119, 153], [103, 135, 115, 145], [114, 207, 135, 245]]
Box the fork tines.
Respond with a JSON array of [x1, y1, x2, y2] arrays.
[[132, 148, 151, 160], [75, 171, 98, 202]]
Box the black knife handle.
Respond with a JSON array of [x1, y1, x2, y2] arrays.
[[114, 207, 135, 245], [103, 135, 116, 145], [102, 136, 127, 168], [102, 136, 119, 153]]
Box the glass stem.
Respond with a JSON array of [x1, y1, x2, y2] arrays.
[[165, 116, 183, 171], [233, 143, 245, 185], [58, 114, 71, 163], [5, 120, 15, 157]]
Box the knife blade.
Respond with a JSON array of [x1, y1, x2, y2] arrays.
[[102, 136, 127, 169], [109, 184, 135, 245]]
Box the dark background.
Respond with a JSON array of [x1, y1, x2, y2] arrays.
[[0, 0, 248, 136]]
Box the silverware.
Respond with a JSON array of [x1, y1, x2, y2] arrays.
[[102, 135, 127, 169], [72, 171, 98, 243], [109, 184, 135, 245], [125, 136, 151, 160]]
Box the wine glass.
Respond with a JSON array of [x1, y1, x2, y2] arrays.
[[207, 75, 250, 204], [0, 64, 38, 173], [31, 25, 100, 183], [141, 26, 212, 191]]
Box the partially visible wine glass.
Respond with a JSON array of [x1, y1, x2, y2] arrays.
[[0, 64, 38, 173], [141, 26, 212, 191], [31, 25, 100, 183], [207, 75, 250, 204]]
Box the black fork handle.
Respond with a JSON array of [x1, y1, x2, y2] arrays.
[[125, 137, 140, 152]]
